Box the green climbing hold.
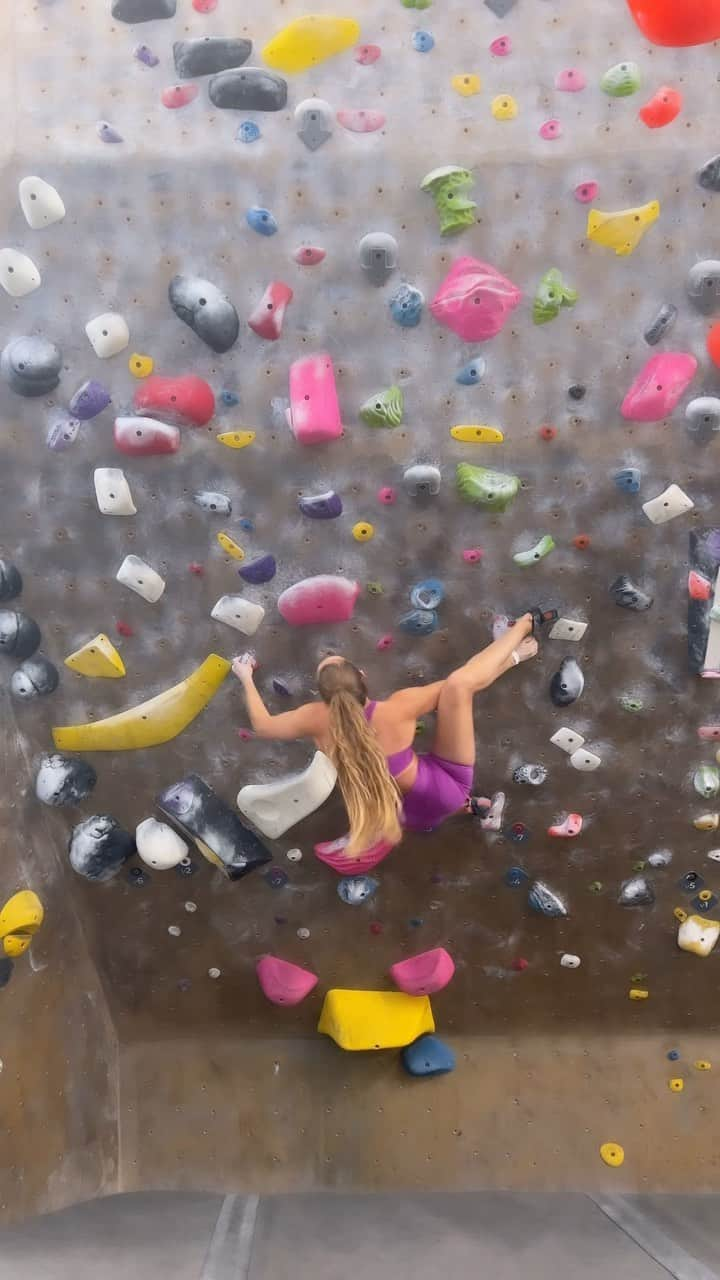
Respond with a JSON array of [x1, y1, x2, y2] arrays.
[[456, 462, 520, 512], [366, 581, 384, 596], [402, 0, 431, 8], [532, 269, 578, 325], [420, 166, 477, 237], [360, 386, 404, 428], [600, 61, 641, 97], [513, 535, 555, 566], [620, 693, 644, 712]]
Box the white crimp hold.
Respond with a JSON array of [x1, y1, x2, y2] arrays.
[[237, 751, 337, 839], [0, 248, 41, 297], [85, 312, 130, 359], [116, 554, 165, 603], [211, 595, 265, 636], [550, 727, 585, 754], [560, 953, 581, 968], [642, 483, 694, 525], [569, 747, 602, 772], [94, 468, 136, 516], [549, 617, 588, 642], [18, 176, 66, 229]]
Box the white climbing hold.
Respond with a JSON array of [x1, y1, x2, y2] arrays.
[[208, 967, 221, 979], [85, 312, 131, 359], [168, 925, 181, 937], [569, 747, 602, 771], [94, 468, 136, 516], [237, 751, 337, 839], [0, 248, 41, 298], [642, 483, 694, 525], [677, 914, 720, 958], [211, 594, 265, 636], [116, 554, 165, 603], [549, 617, 588, 642], [18, 176, 66, 229], [560, 953, 581, 968], [136, 817, 188, 870], [286, 847, 303, 862], [550, 727, 585, 754]]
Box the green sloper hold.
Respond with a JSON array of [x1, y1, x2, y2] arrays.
[[421, 166, 476, 237], [456, 463, 519, 512], [513, 535, 555, 566], [600, 61, 640, 97], [402, 0, 431, 8], [533, 269, 578, 325], [360, 386, 404, 427]]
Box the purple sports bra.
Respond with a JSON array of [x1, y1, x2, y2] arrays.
[[363, 700, 415, 777]]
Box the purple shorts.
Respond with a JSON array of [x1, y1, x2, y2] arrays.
[[401, 752, 474, 833]]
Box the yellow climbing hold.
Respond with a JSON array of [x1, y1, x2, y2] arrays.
[[695, 1060, 712, 1071], [451, 424, 505, 444], [0, 890, 44, 958], [600, 1142, 625, 1168], [698, 889, 714, 903], [318, 989, 435, 1051], [674, 907, 688, 923], [217, 532, 245, 561], [216, 430, 256, 450], [352, 521, 375, 542], [677, 914, 720, 957], [586, 201, 660, 257], [491, 94, 518, 121], [64, 633, 126, 679], [629, 988, 649, 1000], [262, 15, 360, 74], [129, 352, 154, 379], [452, 74, 481, 97], [668, 1077, 684, 1092], [52, 654, 230, 752]]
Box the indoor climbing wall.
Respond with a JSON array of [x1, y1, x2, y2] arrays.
[[4, 0, 720, 1215]]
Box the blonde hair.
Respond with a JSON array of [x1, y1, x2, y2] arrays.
[[318, 659, 403, 856]]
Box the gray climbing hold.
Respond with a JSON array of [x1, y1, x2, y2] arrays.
[[68, 815, 135, 883], [111, 0, 176, 21], [398, 609, 438, 636], [0, 610, 41, 660], [528, 880, 567, 917], [295, 99, 334, 150], [10, 655, 59, 699], [359, 232, 398, 285], [193, 490, 232, 515], [208, 68, 288, 112], [686, 397, 720, 436], [168, 275, 239, 353], [337, 875, 379, 905], [513, 763, 547, 786], [618, 875, 655, 907], [549, 658, 584, 707], [687, 260, 720, 314], [1, 335, 62, 397], [610, 574, 653, 611], [0, 561, 22, 603], [698, 155, 720, 192], [35, 753, 97, 807], [643, 303, 677, 346], [403, 463, 441, 497], [484, 0, 516, 13], [174, 38, 252, 79]]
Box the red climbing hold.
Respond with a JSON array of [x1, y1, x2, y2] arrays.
[[707, 324, 720, 369], [162, 85, 199, 109], [689, 570, 712, 601], [370, 922, 383, 936], [378, 486, 397, 505], [462, 548, 484, 563], [539, 425, 556, 441], [115, 621, 134, 637], [626, 0, 720, 46], [638, 86, 682, 128], [247, 281, 293, 341], [193, 0, 218, 11], [336, 108, 385, 133], [256, 955, 318, 1006], [189, 562, 204, 576], [293, 246, 326, 266], [133, 375, 215, 427], [376, 634, 394, 651], [573, 534, 591, 550], [512, 957, 529, 972], [355, 44, 381, 64], [574, 181, 599, 204], [237, 728, 254, 741]]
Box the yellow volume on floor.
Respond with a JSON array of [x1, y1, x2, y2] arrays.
[[318, 989, 434, 1051]]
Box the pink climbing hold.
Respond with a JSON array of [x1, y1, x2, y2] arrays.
[[376, 634, 394, 651], [389, 947, 456, 995], [287, 353, 343, 445], [134, 375, 215, 427], [314, 833, 396, 876], [256, 955, 318, 1007], [698, 725, 720, 741], [431, 257, 522, 342], [114, 416, 180, 457], [555, 68, 587, 91], [539, 119, 562, 140], [189, 562, 204, 576], [161, 85, 199, 109], [462, 547, 484, 563], [293, 246, 326, 266], [336, 108, 385, 133], [489, 35, 512, 55], [574, 181, 599, 203], [377, 486, 397, 505], [193, 0, 218, 11], [355, 44, 381, 64], [247, 281, 294, 341], [548, 813, 583, 838], [621, 352, 698, 422], [278, 575, 360, 626], [237, 728, 254, 741]]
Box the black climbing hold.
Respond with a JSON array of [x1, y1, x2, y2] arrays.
[[35, 753, 97, 807], [168, 275, 239, 354], [128, 866, 151, 887], [549, 657, 584, 707], [698, 155, 720, 192], [10, 655, 59, 699], [174, 38, 252, 79], [610, 574, 653, 611], [568, 384, 586, 401], [208, 68, 288, 112], [111, 0, 176, 20], [264, 866, 289, 889], [0, 957, 14, 988], [644, 302, 677, 346], [272, 678, 292, 697], [68, 815, 135, 883], [0, 610, 41, 660], [678, 870, 704, 893], [1, 336, 62, 397], [0, 561, 22, 602], [157, 774, 271, 881], [176, 858, 198, 879]]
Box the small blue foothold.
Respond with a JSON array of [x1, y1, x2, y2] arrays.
[[615, 467, 641, 494], [390, 283, 424, 328], [410, 578, 445, 611], [456, 357, 486, 386], [236, 121, 261, 144], [134, 44, 160, 68], [505, 866, 529, 887], [399, 608, 438, 636], [412, 30, 435, 52], [667, 1049, 680, 1061], [220, 389, 240, 407], [246, 206, 278, 236], [97, 121, 124, 144], [409, 917, 424, 928], [402, 1034, 456, 1077], [238, 517, 255, 532], [337, 875, 379, 905]]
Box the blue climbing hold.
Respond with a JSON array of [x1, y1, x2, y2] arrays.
[[615, 467, 641, 494], [410, 579, 445, 611], [667, 1049, 680, 1061], [505, 866, 529, 887], [390, 284, 424, 328], [399, 609, 438, 636], [134, 44, 159, 68], [238, 554, 276, 584], [272, 678, 292, 697], [220, 390, 240, 407], [412, 30, 435, 52], [456, 357, 486, 386], [238, 517, 255, 533], [246, 206, 278, 237], [236, 121, 261, 144], [337, 875, 379, 905], [402, 1034, 456, 1077]]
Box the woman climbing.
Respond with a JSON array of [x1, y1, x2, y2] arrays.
[[232, 611, 543, 855]]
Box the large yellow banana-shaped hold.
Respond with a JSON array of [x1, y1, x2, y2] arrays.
[[52, 655, 230, 752], [0, 891, 44, 958]]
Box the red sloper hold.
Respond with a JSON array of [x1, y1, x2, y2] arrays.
[[133, 375, 215, 427], [247, 282, 294, 340], [626, 0, 720, 46], [638, 86, 682, 128]]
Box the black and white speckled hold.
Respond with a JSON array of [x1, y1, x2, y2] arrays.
[[111, 0, 176, 23], [549, 657, 584, 707], [0, 610, 41, 660], [610, 574, 653, 611], [10, 655, 59, 699], [698, 154, 720, 192], [1, 336, 62, 397], [193, 490, 232, 515], [35, 753, 97, 807], [208, 68, 288, 112], [157, 773, 271, 881], [68, 815, 135, 883], [168, 275, 239, 354], [174, 37, 252, 79], [0, 561, 22, 603]]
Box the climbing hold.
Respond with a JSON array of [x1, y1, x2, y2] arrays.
[[490, 94, 518, 121], [574, 182, 599, 203], [134, 43, 159, 67], [551, 727, 585, 755], [450, 425, 504, 443], [248, 282, 293, 340], [35, 753, 97, 807], [97, 121, 123, 143], [644, 303, 677, 346], [279, 575, 361, 628], [112, 0, 175, 18], [451, 74, 481, 97], [561, 954, 581, 968], [539, 426, 557, 442], [621, 352, 697, 421], [698, 155, 720, 193], [295, 99, 334, 151], [237, 121, 261, 144], [629, 987, 649, 1000], [157, 773, 271, 880], [619, 875, 654, 906], [358, 232, 398, 286], [377, 635, 394, 651], [355, 44, 381, 64], [0, 610, 41, 660], [239, 555, 277, 585], [569, 387, 586, 404], [600, 1143, 624, 1168], [615, 468, 641, 494], [134, 374, 215, 427], [533, 269, 577, 325], [412, 31, 435, 53], [237, 751, 337, 838], [555, 68, 586, 91], [485, 0, 515, 14], [569, 747, 601, 772], [639, 86, 682, 128], [0, 561, 22, 602], [420, 166, 477, 237], [0, 891, 43, 959], [65, 634, 126, 679], [620, 693, 645, 712], [456, 463, 519, 511], [294, 245, 326, 267], [389, 947, 455, 995], [539, 119, 561, 140], [69, 816, 135, 883], [288, 353, 343, 445], [456, 357, 486, 386], [505, 866, 529, 886], [528, 881, 567, 917], [1, 336, 62, 397], [256, 956, 318, 1006], [116, 555, 165, 604], [678, 914, 720, 956], [489, 35, 511, 55], [431, 257, 522, 341], [336, 109, 386, 133], [686, 398, 720, 439], [216, 532, 244, 560], [136, 817, 188, 870], [573, 534, 591, 551], [360, 386, 404, 427], [208, 69, 288, 112], [211, 595, 265, 636], [193, 0, 216, 10], [513, 535, 555, 566], [410, 579, 445, 610], [115, 622, 134, 638], [10, 656, 59, 700], [94, 468, 136, 517], [699, 724, 720, 740], [694, 813, 719, 831], [611, 574, 653, 613], [462, 548, 483, 563], [402, 1034, 456, 1077], [679, 870, 704, 893], [642, 484, 694, 525], [601, 61, 641, 96], [647, 849, 672, 868], [403, 464, 442, 498], [114, 416, 180, 456], [128, 354, 154, 381], [338, 875, 379, 905], [513, 763, 547, 786], [194, 491, 232, 516], [299, 491, 343, 519], [587, 202, 660, 256], [352, 522, 374, 542], [262, 15, 359, 72], [315, 833, 396, 876], [626, 0, 720, 46], [548, 812, 583, 838], [389, 283, 424, 328], [69, 381, 112, 421], [85, 313, 130, 360], [378, 487, 397, 505], [695, 1060, 712, 1071], [318, 989, 434, 1051], [18, 176, 65, 229], [173, 37, 252, 78], [512, 957, 529, 971], [398, 609, 438, 636], [687, 261, 720, 314], [168, 275, 239, 354], [668, 1078, 684, 1092], [0, 248, 41, 298]]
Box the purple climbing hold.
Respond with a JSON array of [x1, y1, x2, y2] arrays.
[[47, 412, 81, 452], [134, 44, 160, 67], [69, 380, 112, 421], [272, 678, 292, 697], [238, 554, 277, 584], [298, 490, 343, 519], [97, 122, 124, 144]]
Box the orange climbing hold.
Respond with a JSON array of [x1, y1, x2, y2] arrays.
[[539, 425, 556, 441], [626, 0, 720, 46], [707, 323, 720, 369], [638, 86, 682, 128], [573, 534, 591, 550]]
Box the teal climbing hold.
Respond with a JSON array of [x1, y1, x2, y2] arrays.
[[533, 269, 578, 325], [456, 462, 519, 512], [420, 166, 477, 236], [360, 386, 404, 427], [402, 1034, 456, 1077]]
